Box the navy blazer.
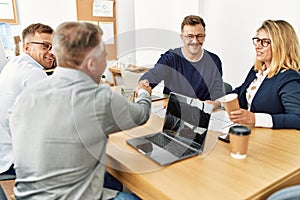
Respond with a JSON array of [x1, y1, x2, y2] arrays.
[[232, 67, 300, 130]]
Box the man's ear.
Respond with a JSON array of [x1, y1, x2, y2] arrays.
[[23, 43, 30, 53], [86, 57, 94, 70], [180, 34, 184, 42]]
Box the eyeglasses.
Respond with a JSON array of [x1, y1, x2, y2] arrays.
[[28, 41, 52, 51], [183, 34, 206, 41], [252, 37, 271, 47]]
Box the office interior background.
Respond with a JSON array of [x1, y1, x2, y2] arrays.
[[8, 0, 300, 87]]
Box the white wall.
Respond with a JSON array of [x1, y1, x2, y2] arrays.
[[115, 0, 135, 61], [203, 0, 300, 87], [132, 0, 200, 67], [8, 0, 300, 88], [10, 0, 77, 37]]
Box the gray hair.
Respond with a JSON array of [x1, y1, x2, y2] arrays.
[[52, 22, 103, 68]]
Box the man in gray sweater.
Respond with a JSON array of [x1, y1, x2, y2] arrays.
[[9, 22, 152, 200]]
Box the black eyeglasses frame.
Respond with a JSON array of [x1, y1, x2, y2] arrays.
[[252, 37, 271, 47], [28, 41, 52, 51], [183, 34, 206, 42]]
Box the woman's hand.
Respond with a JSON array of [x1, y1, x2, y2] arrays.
[[229, 109, 255, 126]]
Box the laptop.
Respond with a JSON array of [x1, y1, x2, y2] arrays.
[[127, 92, 213, 166], [121, 68, 168, 101]]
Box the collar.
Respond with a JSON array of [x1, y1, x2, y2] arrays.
[[52, 66, 97, 85], [22, 53, 44, 70], [256, 66, 270, 79], [181, 48, 205, 62]]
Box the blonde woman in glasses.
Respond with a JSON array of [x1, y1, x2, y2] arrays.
[[229, 19, 300, 130]]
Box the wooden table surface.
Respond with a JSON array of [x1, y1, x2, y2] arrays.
[[106, 101, 300, 200], [0, 180, 15, 200]]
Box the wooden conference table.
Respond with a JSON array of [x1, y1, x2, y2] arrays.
[[106, 98, 300, 200]]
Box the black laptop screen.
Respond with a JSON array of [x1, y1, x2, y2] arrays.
[[162, 93, 212, 150]]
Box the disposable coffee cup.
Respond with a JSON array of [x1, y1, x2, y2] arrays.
[[229, 125, 251, 159], [222, 93, 240, 115]]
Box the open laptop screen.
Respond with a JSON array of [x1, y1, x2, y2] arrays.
[[162, 93, 212, 150]]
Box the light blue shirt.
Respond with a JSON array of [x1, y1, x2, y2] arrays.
[[0, 53, 47, 173]]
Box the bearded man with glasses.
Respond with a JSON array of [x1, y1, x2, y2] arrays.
[[140, 15, 224, 110], [0, 23, 54, 178]]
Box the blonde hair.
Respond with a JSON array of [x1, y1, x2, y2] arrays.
[[254, 20, 300, 78]]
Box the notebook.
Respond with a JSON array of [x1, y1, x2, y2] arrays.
[[127, 92, 213, 166], [121, 68, 168, 101]]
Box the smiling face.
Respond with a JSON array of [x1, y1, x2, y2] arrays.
[[24, 32, 55, 69], [255, 29, 272, 68], [181, 24, 205, 61]]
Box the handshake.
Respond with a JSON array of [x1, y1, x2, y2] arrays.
[[135, 79, 152, 97]]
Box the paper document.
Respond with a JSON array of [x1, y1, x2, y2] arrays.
[[93, 0, 114, 17], [99, 22, 114, 44], [208, 110, 234, 133], [152, 105, 166, 118]]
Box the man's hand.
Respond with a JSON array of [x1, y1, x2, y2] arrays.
[[135, 79, 152, 96]]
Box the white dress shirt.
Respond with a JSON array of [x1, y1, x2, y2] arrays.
[[246, 67, 273, 128], [0, 53, 47, 173]]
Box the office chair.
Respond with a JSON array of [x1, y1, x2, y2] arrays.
[[13, 36, 21, 56], [223, 82, 233, 94], [267, 185, 300, 200]]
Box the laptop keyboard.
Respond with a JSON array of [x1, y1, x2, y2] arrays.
[[145, 134, 197, 158]]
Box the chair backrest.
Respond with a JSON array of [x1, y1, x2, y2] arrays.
[[267, 185, 300, 200], [223, 82, 233, 94], [13, 36, 21, 56]]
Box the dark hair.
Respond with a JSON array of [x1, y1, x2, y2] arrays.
[[181, 15, 206, 32], [22, 23, 53, 42]]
